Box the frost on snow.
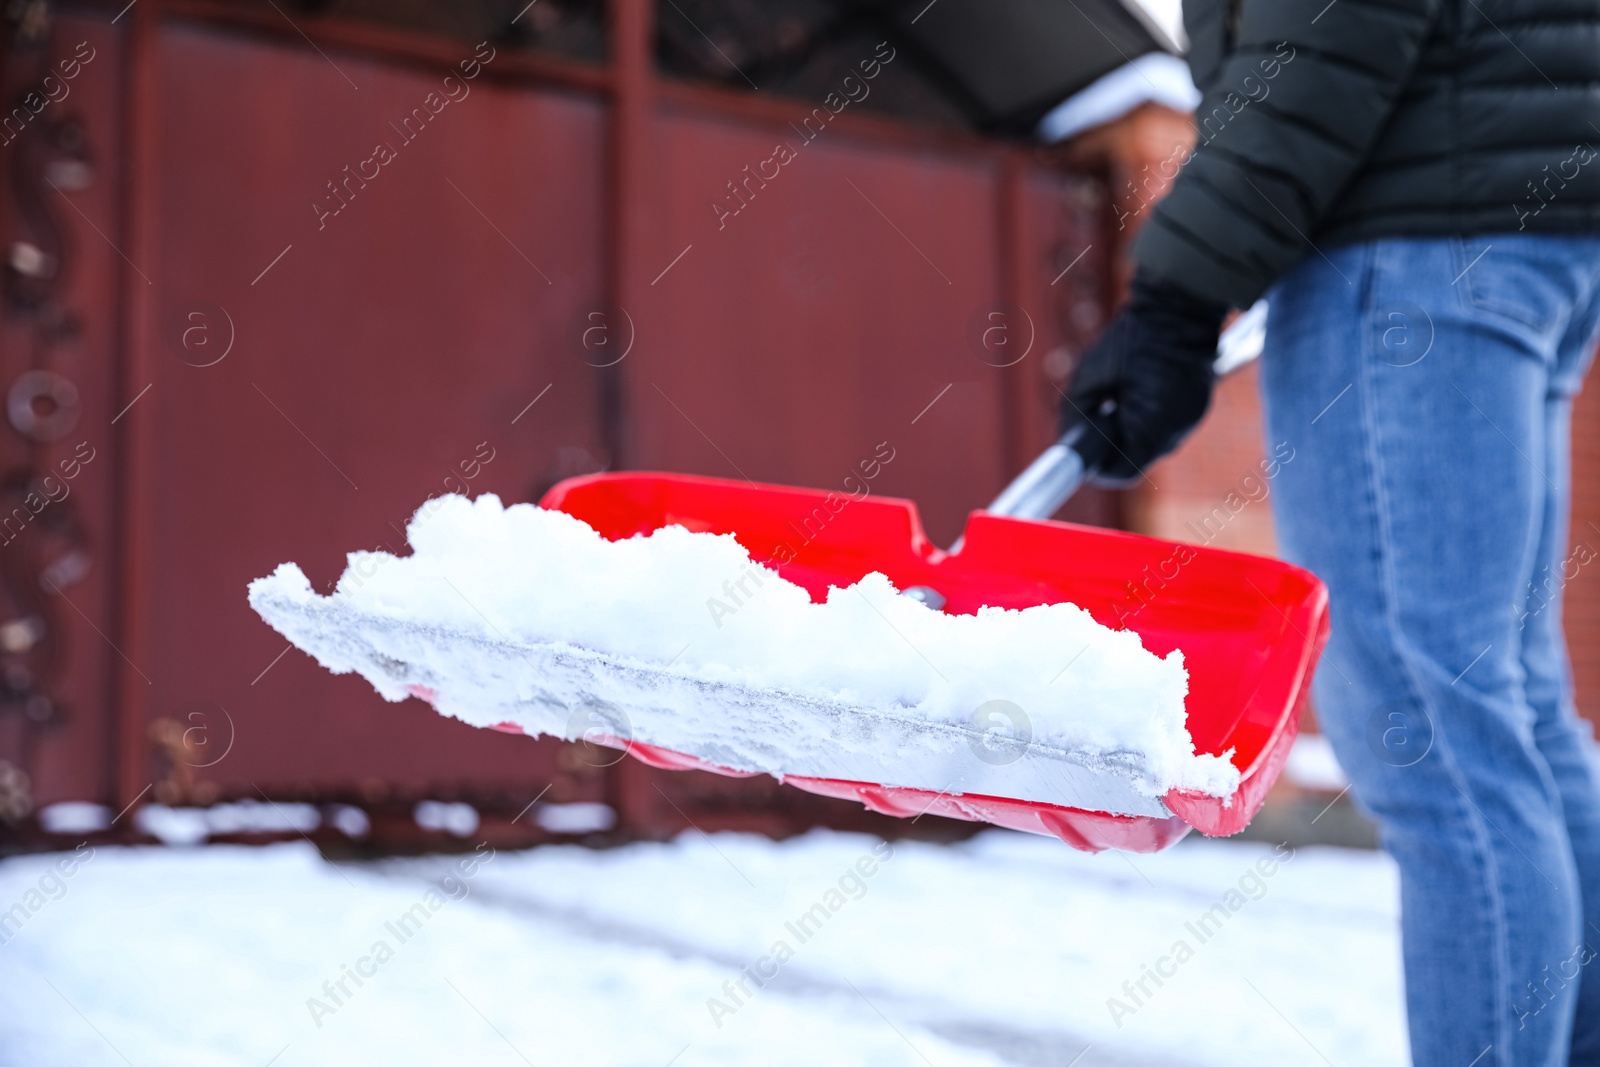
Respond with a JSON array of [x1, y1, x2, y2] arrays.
[[248, 494, 1238, 800]]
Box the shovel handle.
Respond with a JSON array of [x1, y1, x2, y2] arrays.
[[983, 423, 1096, 521], [982, 299, 1267, 523]]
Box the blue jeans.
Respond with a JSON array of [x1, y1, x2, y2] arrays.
[[1260, 235, 1600, 1067]]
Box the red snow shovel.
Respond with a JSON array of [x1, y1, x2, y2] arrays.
[[252, 304, 1327, 852], [526, 302, 1327, 852]]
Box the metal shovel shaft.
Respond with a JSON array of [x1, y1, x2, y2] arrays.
[[982, 299, 1268, 524]]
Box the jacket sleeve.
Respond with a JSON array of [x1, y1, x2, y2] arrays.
[[1131, 0, 1443, 308]]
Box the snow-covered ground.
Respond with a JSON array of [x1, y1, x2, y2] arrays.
[[0, 830, 1404, 1066]]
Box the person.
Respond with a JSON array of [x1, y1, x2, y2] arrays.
[[1062, 0, 1600, 1063]]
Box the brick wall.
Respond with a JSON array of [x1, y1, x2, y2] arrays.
[[1568, 379, 1600, 726], [1126, 363, 1279, 557]]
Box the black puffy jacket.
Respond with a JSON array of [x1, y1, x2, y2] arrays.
[[1132, 0, 1600, 308]]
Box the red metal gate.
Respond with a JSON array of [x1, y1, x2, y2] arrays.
[[0, 0, 1112, 846]]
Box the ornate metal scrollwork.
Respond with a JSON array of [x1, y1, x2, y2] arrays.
[[0, 0, 96, 789]]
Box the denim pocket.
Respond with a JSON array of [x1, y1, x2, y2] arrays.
[[1455, 237, 1561, 334]]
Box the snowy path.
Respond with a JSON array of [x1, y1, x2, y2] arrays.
[[0, 831, 1405, 1066]]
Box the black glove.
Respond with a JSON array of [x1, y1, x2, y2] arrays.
[[1060, 270, 1229, 484]]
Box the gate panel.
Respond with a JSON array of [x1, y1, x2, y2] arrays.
[[138, 21, 608, 795], [631, 106, 1010, 548]]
